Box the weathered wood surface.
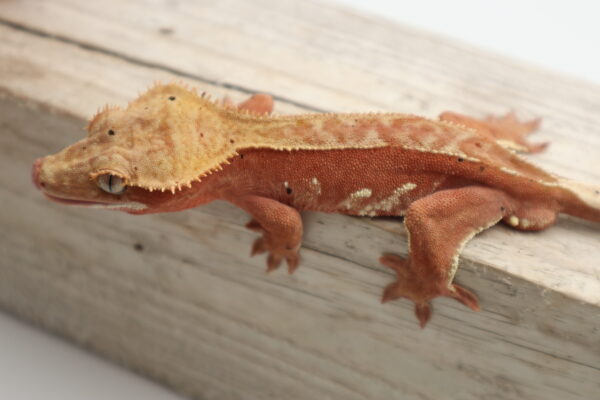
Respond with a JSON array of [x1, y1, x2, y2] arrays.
[[1, 1, 599, 399]]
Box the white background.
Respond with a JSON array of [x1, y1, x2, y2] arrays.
[[2, 1, 598, 399], [334, 0, 600, 85]]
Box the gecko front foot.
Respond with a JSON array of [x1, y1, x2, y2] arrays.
[[380, 254, 480, 328], [246, 219, 300, 273]]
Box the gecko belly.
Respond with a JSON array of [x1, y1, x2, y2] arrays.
[[209, 147, 476, 215]]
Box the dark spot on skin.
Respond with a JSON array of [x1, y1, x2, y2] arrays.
[[200, 133, 204, 138], [240, 154, 244, 159], [40, 182, 46, 188], [230, 139, 235, 144], [475, 142, 482, 148], [134, 166, 138, 171], [500, 207, 505, 212], [144, 107, 149, 110], [83, 146, 87, 150], [595, 190, 600, 195], [458, 157, 464, 162], [169, 96, 176, 101], [159, 27, 174, 35], [134, 243, 144, 252], [108, 129, 115, 136], [479, 166, 485, 172], [286, 187, 293, 195]]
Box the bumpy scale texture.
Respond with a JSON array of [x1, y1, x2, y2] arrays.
[[32, 83, 600, 327]]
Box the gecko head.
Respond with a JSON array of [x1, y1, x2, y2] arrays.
[[31, 83, 230, 214]]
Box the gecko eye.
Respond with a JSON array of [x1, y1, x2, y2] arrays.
[[96, 174, 127, 195]]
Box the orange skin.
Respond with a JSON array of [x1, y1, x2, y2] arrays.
[[32, 84, 600, 328]]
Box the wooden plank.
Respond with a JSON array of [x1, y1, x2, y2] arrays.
[[2, 0, 599, 305], [0, 1, 599, 399]]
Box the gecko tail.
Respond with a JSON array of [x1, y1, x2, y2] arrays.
[[558, 179, 600, 223]]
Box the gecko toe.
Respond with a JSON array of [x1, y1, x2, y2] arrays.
[[447, 284, 481, 311], [379, 253, 408, 273], [266, 253, 283, 273], [246, 219, 263, 233], [286, 253, 300, 274], [251, 238, 267, 256], [415, 302, 432, 328], [381, 281, 401, 303]]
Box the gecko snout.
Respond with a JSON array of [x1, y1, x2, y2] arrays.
[[31, 157, 44, 190]]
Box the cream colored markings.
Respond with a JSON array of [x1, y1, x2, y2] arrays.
[[397, 120, 476, 161], [310, 177, 322, 195], [500, 167, 520, 176], [89, 202, 148, 211], [447, 216, 503, 287], [359, 183, 417, 216], [408, 120, 477, 160], [495, 139, 528, 152], [437, 128, 473, 155], [431, 177, 446, 191], [508, 215, 519, 227], [559, 178, 600, 210], [339, 188, 373, 210]]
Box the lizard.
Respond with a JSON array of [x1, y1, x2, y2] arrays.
[[31, 83, 600, 328]]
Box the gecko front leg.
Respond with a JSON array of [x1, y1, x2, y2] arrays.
[[221, 93, 274, 115], [381, 186, 512, 328], [225, 195, 302, 273], [237, 94, 274, 115]]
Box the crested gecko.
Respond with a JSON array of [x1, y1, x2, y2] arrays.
[[31, 84, 600, 328]]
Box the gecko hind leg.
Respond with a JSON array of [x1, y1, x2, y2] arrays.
[[440, 111, 547, 153], [380, 186, 511, 328]]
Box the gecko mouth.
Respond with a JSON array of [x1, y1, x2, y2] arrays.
[[42, 192, 148, 211], [42, 192, 110, 206]]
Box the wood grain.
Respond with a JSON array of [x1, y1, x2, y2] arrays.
[[0, 1, 599, 399]]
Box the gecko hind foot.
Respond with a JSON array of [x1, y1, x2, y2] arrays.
[[440, 111, 547, 153], [379, 253, 480, 328]]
